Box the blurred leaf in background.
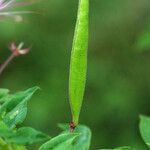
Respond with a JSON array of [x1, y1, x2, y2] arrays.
[[134, 19, 150, 52]]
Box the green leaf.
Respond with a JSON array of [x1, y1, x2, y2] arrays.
[[0, 138, 26, 150], [0, 86, 39, 114], [0, 144, 26, 150], [0, 87, 49, 148], [100, 146, 135, 150], [3, 102, 28, 129], [9, 145, 26, 150], [40, 124, 91, 150], [39, 133, 78, 150], [6, 127, 50, 145], [0, 86, 39, 128], [0, 95, 11, 104], [0, 89, 9, 100], [0, 121, 13, 137], [0, 121, 49, 145], [0, 122, 27, 149], [53, 137, 77, 149], [58, 124, 91, 150], [73, 125, 91, 150], [139, 115, 150, 148], [69, 0, 89, 125]]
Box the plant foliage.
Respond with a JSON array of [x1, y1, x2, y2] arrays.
[[0, 87, 50, 150], [69, 0, 89, 125]]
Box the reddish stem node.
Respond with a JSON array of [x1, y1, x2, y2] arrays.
[[69, 121, 76, 132]]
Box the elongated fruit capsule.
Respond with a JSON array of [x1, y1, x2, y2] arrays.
[[69, 0, 89, 126]]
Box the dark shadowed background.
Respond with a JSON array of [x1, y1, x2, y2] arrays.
[[1, 0, 150, 149]]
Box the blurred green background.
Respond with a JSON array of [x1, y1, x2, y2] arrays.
[[1, 0, 150, 149]]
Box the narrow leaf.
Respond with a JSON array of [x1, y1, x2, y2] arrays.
[[69, 0, 89, 125], [139, 115, 150, 148], [39, 133, 78, 150]]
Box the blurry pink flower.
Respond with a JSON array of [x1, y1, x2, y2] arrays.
[[0, 0, 33, 18], [0, 0, 14, 10], [9, 42, 30, 56]]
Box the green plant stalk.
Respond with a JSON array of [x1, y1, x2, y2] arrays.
[[69, 0, 89, 125]]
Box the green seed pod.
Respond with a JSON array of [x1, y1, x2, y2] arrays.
[[69, 0, 89, 125]]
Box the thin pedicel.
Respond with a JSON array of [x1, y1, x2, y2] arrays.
[[0, 42, 30, 75]]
